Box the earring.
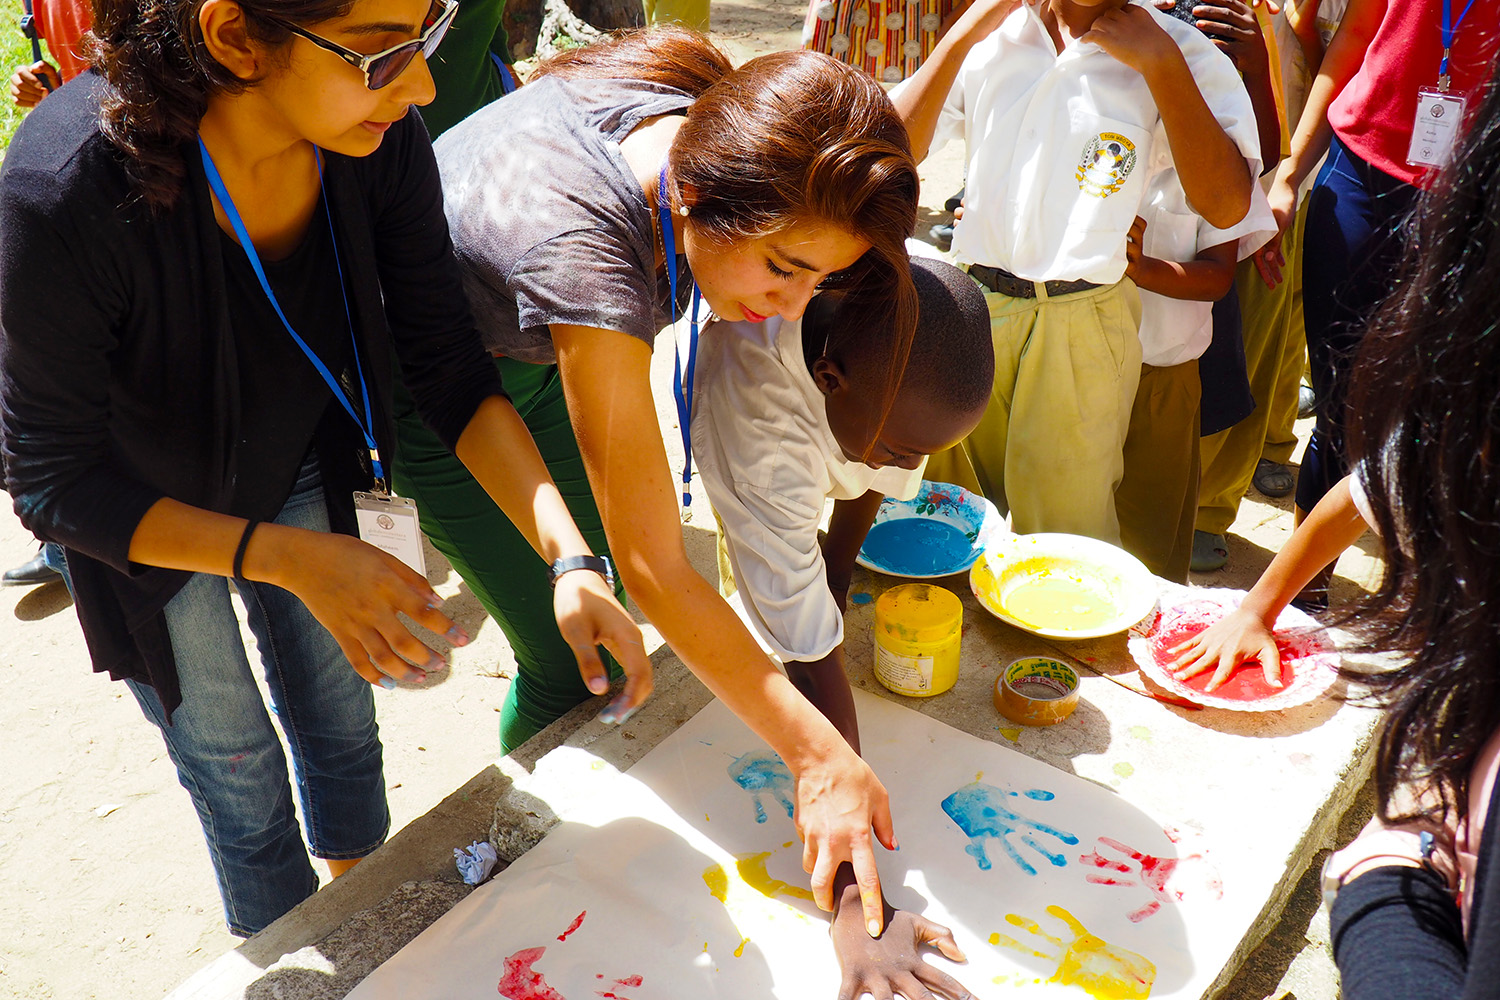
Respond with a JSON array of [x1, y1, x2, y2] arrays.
[[678, 205, 690, 217]]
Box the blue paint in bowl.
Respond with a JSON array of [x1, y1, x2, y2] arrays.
[[861, 519, 974, 577], [856, 480, 1005, 579]]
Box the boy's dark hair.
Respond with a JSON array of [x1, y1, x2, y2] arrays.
[[811, 256, 993, 413]]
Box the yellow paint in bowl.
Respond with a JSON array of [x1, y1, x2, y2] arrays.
[[969, 533, 1156, 639], [1000, 574, 1118, 632]]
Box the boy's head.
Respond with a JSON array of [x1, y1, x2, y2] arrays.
[[807, 256, 994, 470]]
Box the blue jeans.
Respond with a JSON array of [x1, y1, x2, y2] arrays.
[[1297, 135, 1418, 513], [127, 457, 389, 936]]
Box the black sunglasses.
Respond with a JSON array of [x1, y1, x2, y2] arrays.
[[274, 0, 458, 91]]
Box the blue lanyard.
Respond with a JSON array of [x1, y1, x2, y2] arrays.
[[197, 138, 387, 489], [1440, 0, 1479, 82], [489, 51, 518, 95], [658, 162, 702, 508]]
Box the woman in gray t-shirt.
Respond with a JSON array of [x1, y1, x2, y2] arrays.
[[396, 27, 969, 995]]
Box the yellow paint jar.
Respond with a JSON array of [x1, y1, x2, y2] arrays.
[[872, 584, 962, 697]]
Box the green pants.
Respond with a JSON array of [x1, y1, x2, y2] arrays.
[[392, 357, 622, 752]]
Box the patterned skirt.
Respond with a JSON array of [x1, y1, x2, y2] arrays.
[[803, 0, 958, 83]]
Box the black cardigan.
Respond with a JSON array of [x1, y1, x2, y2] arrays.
[[0, 75, 506, 716]]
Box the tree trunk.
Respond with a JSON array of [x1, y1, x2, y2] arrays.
[[574, 0, 645, 29], [502, 0, 544, 59], [503, 0, 643, 59]]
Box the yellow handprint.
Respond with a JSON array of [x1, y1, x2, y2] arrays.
[[992, 904, 1156, 999]]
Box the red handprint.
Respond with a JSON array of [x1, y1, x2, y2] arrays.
[[1079, 833, 1223, 922]]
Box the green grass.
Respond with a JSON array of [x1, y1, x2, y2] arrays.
[[1, 0, 53, 155]]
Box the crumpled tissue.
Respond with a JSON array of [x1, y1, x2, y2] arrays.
[[454, 840, 499, 885]]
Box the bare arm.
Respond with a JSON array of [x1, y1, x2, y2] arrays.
[[822, 489, 885, 610], [1172, 475, 1367, 689], [890, 0, 1022, 163], [551, 324, 896, 933], [128, 394, 651, 706], [1087, 6, 1253, 228], [1128, 226, 1239, 300]]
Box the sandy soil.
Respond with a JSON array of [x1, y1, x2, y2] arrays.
[[0, 10, 1383, 1000]]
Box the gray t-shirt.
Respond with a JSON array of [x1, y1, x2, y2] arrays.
[[435, 76, 694, 364]]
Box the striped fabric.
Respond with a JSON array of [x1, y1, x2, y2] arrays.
[[802, 0, 955, 83]]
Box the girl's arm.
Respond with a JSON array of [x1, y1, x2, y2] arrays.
[[1257, 0, 1385, 285], [552, 323, 896, 936], [1171, 475, 1367, 689], [891, 0, 1023, 163], [453, 396, 653, 719]]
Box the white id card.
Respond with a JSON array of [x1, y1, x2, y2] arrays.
[[354, 492, 427, 576], [1407, 88, 1467, 168]]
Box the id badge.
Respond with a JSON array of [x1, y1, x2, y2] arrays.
[[354, 492, 427, 576], [1407, 88, 1466, 168]]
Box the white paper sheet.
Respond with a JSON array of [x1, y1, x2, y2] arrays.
[[350, 691, 1251, 999]]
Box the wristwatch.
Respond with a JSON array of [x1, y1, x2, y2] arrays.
[[546, 554, 614, 590]]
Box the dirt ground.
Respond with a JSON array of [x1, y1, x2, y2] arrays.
[[0, 8, 1383, 1000]]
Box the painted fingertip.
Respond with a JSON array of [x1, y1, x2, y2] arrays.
[[445, 626, 469, 646], [379, 676, 397, 690], [587, 676, 609, 695], [867, 919, 882, 938]]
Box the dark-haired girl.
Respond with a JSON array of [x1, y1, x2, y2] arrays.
[[0, 0, 647, 936], [393, 26, 966, 993], [1173, 75, 1500, 996]]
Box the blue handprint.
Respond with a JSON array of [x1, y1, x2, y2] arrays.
[[728, 751, 795, 825], [940, 782, 1078, 875]]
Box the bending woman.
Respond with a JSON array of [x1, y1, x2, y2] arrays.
[[0, 0, 645, 936], [400, 25, 945, 977]]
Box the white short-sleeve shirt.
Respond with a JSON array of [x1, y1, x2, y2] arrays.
[[917, 0, 1262, 284], [691, 317, 925, 663], [1135, 160, 1276, 367]]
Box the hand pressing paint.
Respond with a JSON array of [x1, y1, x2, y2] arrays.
[[728, 750, 796, 825], [992, 905, 1156, 999], [941, 782, 1079, 874], [1079, 834, 1223, 922]]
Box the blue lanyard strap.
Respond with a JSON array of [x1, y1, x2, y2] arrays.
[[658, 162, 701, 508], [197, 137, 387, 488], [1440, 0, 1479, 80], [489, 51, 518, 95]]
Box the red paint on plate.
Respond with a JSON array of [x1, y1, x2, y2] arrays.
[[1149, 603, 1321, 702]]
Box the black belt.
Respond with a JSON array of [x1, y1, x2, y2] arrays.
[[968, 264, 1100, 299]]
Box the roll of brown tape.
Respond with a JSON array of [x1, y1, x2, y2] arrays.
[[994, 656, 1080, 726]]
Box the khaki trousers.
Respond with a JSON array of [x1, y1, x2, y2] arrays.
[[1116, 360, 1201, 583], [1196, 198, 1309, 535], [926, 279, 1143, 544]]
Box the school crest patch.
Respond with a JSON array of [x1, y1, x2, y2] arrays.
[[1076, 132, 1138, 197]]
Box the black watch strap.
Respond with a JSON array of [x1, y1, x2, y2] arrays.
[[547, 554, 614, 589]]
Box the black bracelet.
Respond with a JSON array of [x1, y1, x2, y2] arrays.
[[232, 520, 262, 582]]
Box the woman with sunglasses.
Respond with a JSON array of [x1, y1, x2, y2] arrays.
[[0, 0, 649, 936]]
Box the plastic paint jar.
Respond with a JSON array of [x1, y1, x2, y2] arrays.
[[872, 584, 963, 697]]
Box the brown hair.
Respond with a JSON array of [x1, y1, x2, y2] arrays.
[[92, 0, 352, 212], [537, 27, 921, 425]]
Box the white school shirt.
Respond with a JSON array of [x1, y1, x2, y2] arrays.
[[1136, 153, 1277, 367], [691, 316, 925, 663], [920, 0, 1263, 284]]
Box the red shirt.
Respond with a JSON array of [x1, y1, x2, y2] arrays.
[[1328, 0, 1500, 186], [33, 0, 93, 82]]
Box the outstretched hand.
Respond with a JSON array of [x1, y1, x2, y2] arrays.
[[266, 527, 468, 688], [1170, 606, 1283, 691], [798, 745, 896, 935], [832, 882, 974, 1000], [552, 569, 653, 724]]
